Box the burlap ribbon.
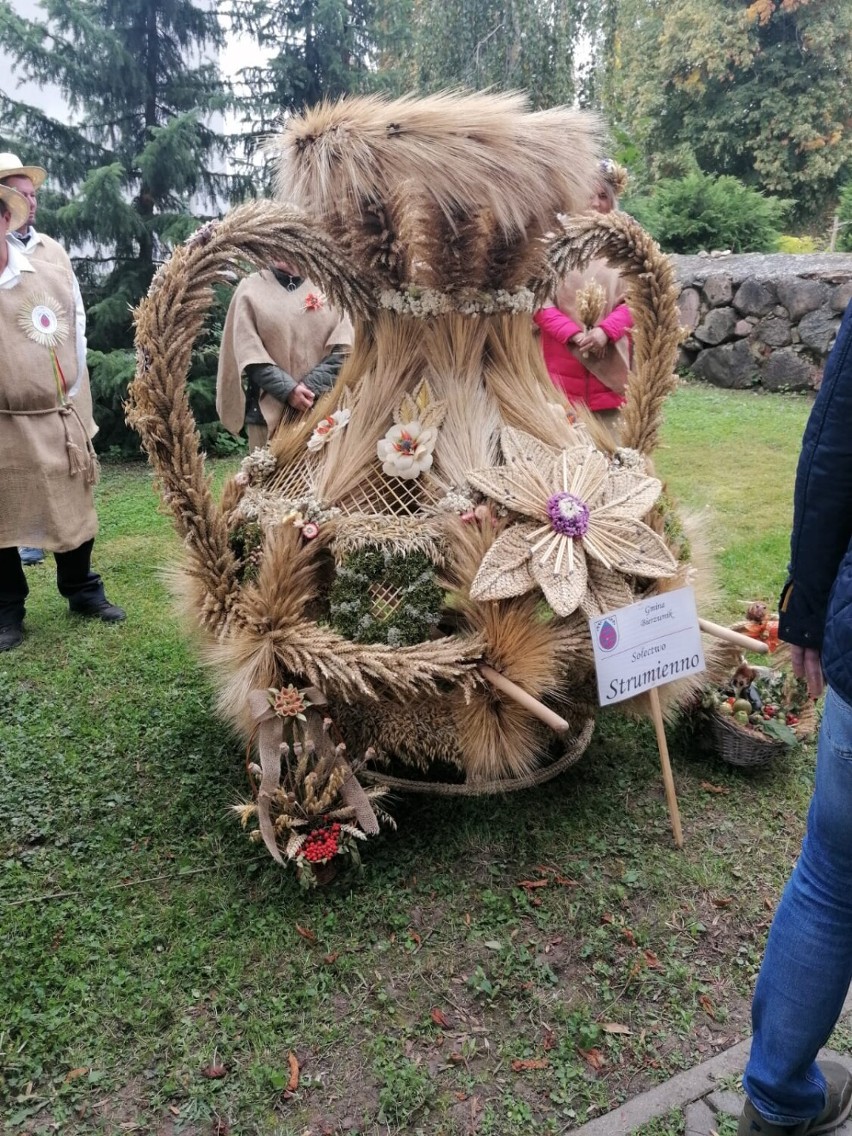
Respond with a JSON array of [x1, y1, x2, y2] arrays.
[[247, 688, 287, 864], [247, 686, 379, 864]]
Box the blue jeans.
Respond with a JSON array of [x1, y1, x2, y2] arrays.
[[743, 686, 852, 1125]]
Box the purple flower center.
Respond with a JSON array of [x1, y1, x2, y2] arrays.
[[546, 491, 590, 538]]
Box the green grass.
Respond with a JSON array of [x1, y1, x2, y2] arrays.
[[0, 383, 832, 1135]]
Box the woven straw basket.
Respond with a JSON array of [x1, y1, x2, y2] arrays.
[[710, 700, 818, 768]]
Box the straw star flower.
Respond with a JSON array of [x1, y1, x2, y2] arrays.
[[467, 427, 677, 618]]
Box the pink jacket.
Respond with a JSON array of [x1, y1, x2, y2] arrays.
[[534, 303, 633, 412]]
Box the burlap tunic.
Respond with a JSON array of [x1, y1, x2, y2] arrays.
[[0, 257, 98, 552], [216, 271, 353, 438]]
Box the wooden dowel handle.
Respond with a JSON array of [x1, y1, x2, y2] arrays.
[[698, 618, 769, 655], [478, 664, 570, 733]]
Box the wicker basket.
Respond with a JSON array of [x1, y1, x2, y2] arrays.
[[709, 711, 791, 768]]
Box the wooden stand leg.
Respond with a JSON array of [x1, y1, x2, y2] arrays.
[[648, 686, 684, 848]]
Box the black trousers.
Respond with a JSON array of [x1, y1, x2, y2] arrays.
[[0, 539, 106, 625]]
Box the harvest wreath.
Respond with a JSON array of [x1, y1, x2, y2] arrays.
[[128, 91, 731, 877]]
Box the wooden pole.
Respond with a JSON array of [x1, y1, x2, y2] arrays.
[[478, 664, 570, 733], [698, 617, 769, 655], [648, 685, 683, 848]]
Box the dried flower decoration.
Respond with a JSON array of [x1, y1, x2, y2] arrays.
[[267, 684, 312, 722], [467, 427, 677, 618], [307, 408, 351, 451], [377, 421, 437, 480], [377, 285, 535, 319], [303, 291, 326, 312], [185, 219, 217, 248], [377, 379, 446, 480]]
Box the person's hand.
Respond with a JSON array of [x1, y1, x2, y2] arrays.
[[575, 326, 609, 358], [287, 382, 315, 412], [790, 643, 824, 699]]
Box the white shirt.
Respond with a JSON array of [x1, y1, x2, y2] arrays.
[[6, 228, 87, 395], [0, 238, 36, 289]]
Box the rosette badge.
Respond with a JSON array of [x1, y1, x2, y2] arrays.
[[19, 293, 69, 348]]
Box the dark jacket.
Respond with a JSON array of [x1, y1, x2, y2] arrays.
[[779, 302, 852, 702]]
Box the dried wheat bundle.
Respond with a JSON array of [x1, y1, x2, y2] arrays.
[[273, 90, 601, 290]]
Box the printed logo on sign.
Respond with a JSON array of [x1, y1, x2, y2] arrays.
[[596, 617, 618, 652]]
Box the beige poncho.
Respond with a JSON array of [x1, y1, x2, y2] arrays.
[[0, 257, 98, 552], [216, 270, 354, 438]]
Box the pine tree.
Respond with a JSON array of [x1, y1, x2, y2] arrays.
[[0, 0, 239, 348], [226, 0, 382, 145]]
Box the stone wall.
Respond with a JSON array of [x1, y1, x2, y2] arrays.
[[673, 253, 852, 391]]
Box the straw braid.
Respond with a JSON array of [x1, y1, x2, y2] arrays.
[[127, 201, 375, 634], [541, 211, 681, 456]]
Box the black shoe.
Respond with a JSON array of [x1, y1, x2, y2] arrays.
[[0, 624, 24, 651], [70, 600, 126, 623], [738, 1061, 852, 1134]]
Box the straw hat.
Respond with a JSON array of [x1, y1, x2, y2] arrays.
[[0, 151, 47, 189], [0, 184, 30, 230]]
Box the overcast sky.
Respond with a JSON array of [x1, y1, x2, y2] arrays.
[[2, 0, 260, 126]]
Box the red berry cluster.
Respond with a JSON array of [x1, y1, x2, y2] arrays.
[[302, 823, 342, 863]]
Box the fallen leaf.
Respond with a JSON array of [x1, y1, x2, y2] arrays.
[[622, 928, 637, 947], [579, 1048, 606, 1071], [431, 1008, 451, 1028], [464, 912, 471, 926], [454, 1091, 468, 1101], [201, 1064, 227, 1080], [643, 949, 662, 969], [169, 1106, 181, 1117], [700, 781, 730, 795], [518, 879, 549, 890], [408, 931, 422, 948], [555, 876, 579, 887], [542, 1030, 557, 1051], [323, 951, 340, 965], [698, 994, 717, 1020], [295, 924, 316, 943], [712, 896, 733, 908], [65, 1067, 89, 1083], [511, 1058, 548, 1071], [602, 1023, 631, 1035], [286, 1052, 299, 1094], [449, 1052, 465, 1064], [601, 912, 614, 924]]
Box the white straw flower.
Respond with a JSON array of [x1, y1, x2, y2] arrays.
[[307, 408, 351, 451], [377, 420, 437, 480]]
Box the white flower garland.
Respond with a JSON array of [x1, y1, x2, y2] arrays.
[[377, 286, 535, 319]]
